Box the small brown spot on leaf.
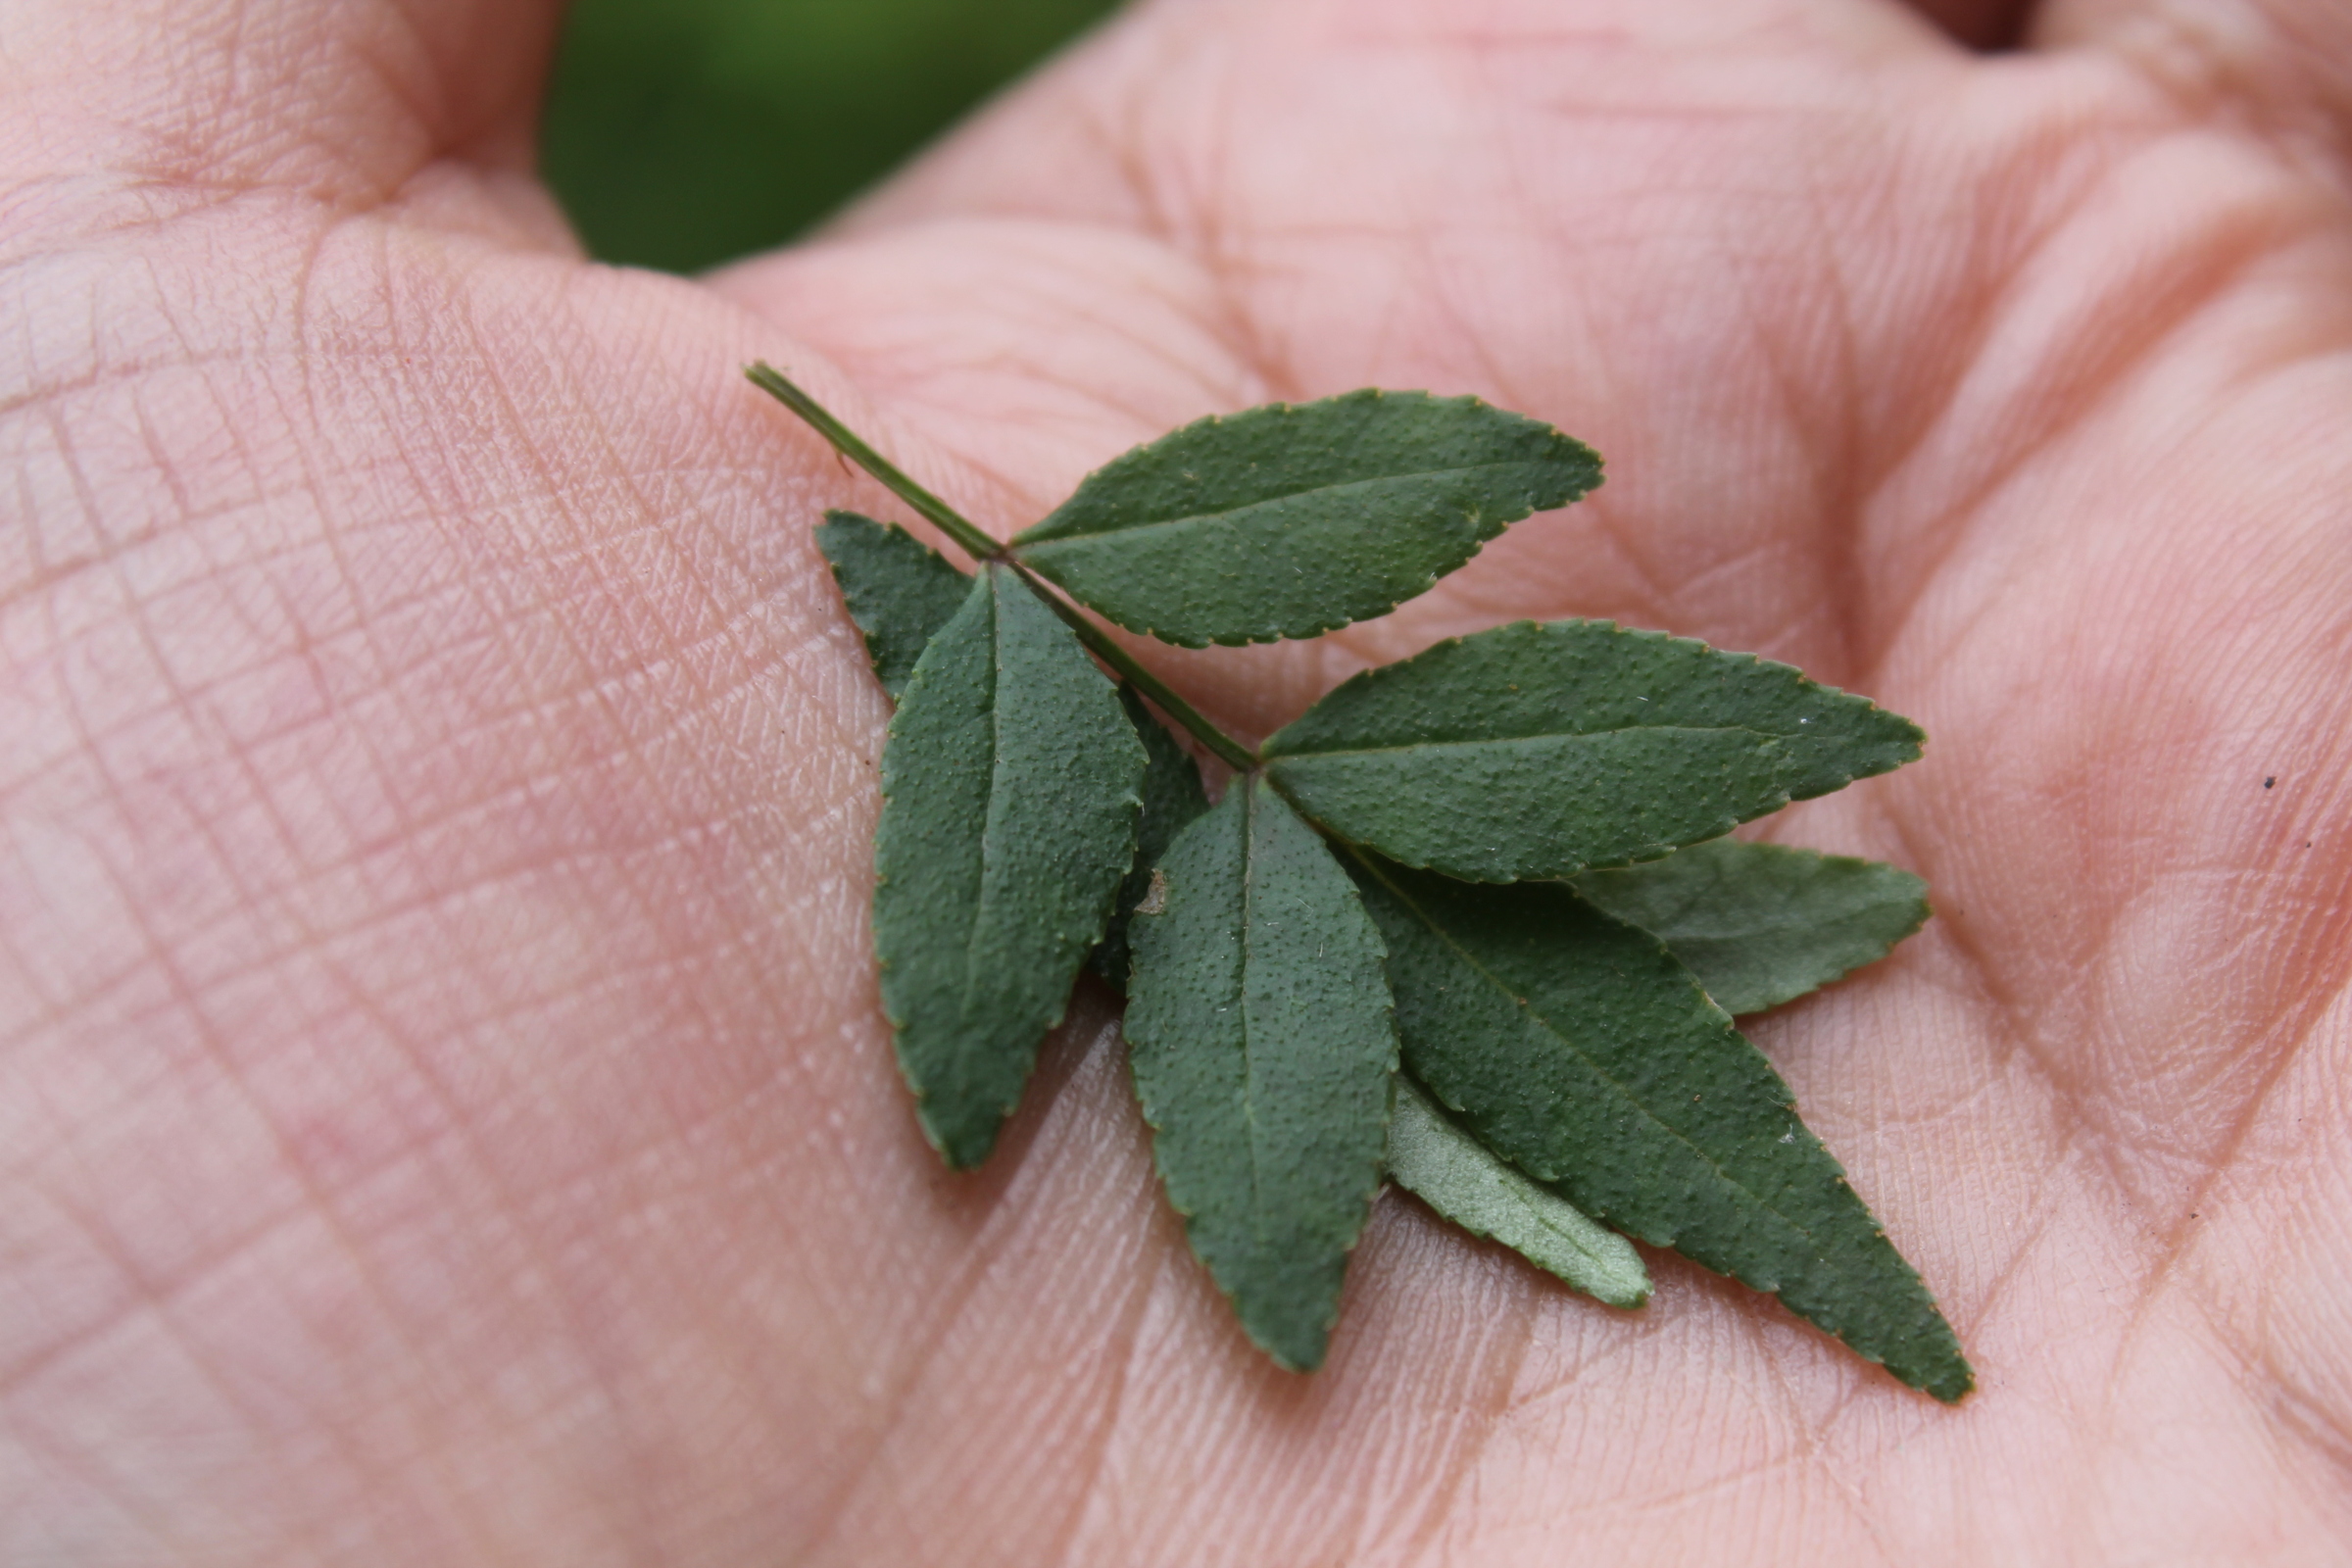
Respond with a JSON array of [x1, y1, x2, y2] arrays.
[[1136, 869, 1169, 916]]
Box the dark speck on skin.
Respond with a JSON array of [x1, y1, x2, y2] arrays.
[[2265, 776, 2276, 788]]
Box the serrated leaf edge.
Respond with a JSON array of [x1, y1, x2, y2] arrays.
[[1347, 850, 1969, 1398], [1572, 841, 1934, 1015], [877, 567, 1146, 1167], [1013, 392, 1602, 649], [1264, 618, 1924, 876], [1127, 780, 1399, 1372]]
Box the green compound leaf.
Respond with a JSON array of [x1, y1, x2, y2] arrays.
[[1010, 391, 1601, 648], [874, 565, 1146, 1169], [1263, 619, 1924, 882], [814, 511, 972, 700], [1088, 687, 1210, 992], [1345, 854, 1971, 1401], [1387, 1074, 1649, 1309], [1126, 774, 1398, 1371], [1572, 839, 1932, 1015]]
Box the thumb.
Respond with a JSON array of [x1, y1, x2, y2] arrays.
[[0, 0, 567, 219]]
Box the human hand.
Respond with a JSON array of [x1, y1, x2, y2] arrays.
[[7, 0, 2349, 1559]]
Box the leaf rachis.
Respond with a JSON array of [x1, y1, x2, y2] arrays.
[[754, 363, 1255, 771]]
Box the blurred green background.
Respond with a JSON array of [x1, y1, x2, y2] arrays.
[[541, 0, 1124, 274]]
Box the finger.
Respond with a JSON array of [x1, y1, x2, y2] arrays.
[[824, 0, 1976, 241], [0, 0, 566, 215], [2028, 0, 2352, 159]]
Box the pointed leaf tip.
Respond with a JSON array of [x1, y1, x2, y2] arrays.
[[815, 511, 971, 701], [1347, 854, 1971, 1399], [1571, 838, 1932, 1015]]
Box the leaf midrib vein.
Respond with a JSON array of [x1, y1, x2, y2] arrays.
[[959, 573, 1013, 1063], [1023, 460, 1555, 550], [1238, 782, 1275, 1265], [1362, 858, 1823, 1261], [1271, 722, 1796, 762]]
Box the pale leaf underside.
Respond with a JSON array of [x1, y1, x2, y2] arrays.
[[1387, 1074, 1650, 1310], [1572, 838, 1931, 1015]]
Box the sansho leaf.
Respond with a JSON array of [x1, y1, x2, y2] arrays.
[[1010, 390, 1601, 648], [1572, 839, 1931, 1015], [1126, 774, 1398, 1371], [1345, 854, 1972, 1401], [1387, 1074, 1649, 1310], [1088, 686, 1210, 991], [815, 511, 972, 700], [875, 564, 1146, 1168], [1263, 619, 1923, 882]]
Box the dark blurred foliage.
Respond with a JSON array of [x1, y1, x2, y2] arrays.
[[542, 0, 1123, 273]]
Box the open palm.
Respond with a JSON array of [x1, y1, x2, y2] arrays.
[[8, 0, 2350, 1559]]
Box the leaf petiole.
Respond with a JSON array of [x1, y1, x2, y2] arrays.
[[745, 363, 1005, 565]]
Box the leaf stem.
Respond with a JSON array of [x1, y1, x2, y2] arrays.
[[745, 363, 1005, 565], [749, 360, 1259, 772], [1009, 569, 1258, 772]]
